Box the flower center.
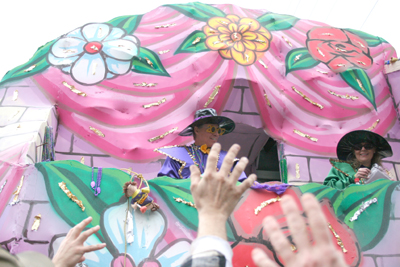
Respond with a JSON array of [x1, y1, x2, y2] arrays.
[[231, 32, 242, 41], [84, 42, 103, 54]]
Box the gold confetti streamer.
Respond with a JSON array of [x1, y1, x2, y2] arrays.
[[295, 164, 300, 179], [59, 182, 85, 211], [144, 57, 154, 68], [174, 197, 196, 208], [259, 60, 268, 69], [89, 126, 105, 138], [294, 54, 302, 62], [356, 41, 365, 48], [291, 244, 297, 251], [356, 79, 367, 94], [282, 36, 292, 47], [322, 33, 334, 36], [204, 85, 221, 107], [292, 86, 323, 109], [80, 157, 85, 164], [133, 82, 157, 87], [328, 223, 347, 253], [317, 47, 325, 57], [24, 65, 36, 72], [192, 37, 201, 45], [12, 176, 25, 202], [317, 70, 328, 74], [255, 39, 266, 44], [263, 90, 271, 107], [31, 214, 41, 231], [335, 47, 347, 52], [143, 98, 167, 109], [328, 90, 358, 100], [158, 50, 170, 55], [255, 196, 281, 215], [12, 90, 18, 101], [148, 127, 178, 142], [365, 119, 380, 131], [336, 63, 346, 67], [62, 81, 87, 97], [293, 129, 318, 142], [155, 23, 176, 29], [357, 61, 366, 66]]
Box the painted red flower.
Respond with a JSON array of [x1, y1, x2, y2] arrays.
[[306, 27, 372, 73]]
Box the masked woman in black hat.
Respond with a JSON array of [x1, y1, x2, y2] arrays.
[[324, 130, 393, 189]]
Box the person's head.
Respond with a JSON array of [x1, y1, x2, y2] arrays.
[[193, 123, 222, 147], [123, 181, 138, 198], [178, 108, 235, 138], [351, 142, 378, 168], [336, 130, 392, 168]]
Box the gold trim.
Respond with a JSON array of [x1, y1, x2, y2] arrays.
[[154, 146, 187, 179], [148, 127, 178, 142], [204, 85, 221, 107], [62, 81, 87, 97], [329, 158, 351, 177], [293, 129, 318, 142], [89, 126, 105, 138], [255, 196, 281, 215], [143, 98, 166, 109], [59, 181, 85, 211], [328, 90, 359, 100], [328, 223, 348, 253], [365, 119, 380, 131], [292, 86, 323, 109]]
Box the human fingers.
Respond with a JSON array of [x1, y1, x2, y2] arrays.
[[252, 248, 279, 267], [280, 195, 310, 251], [203, 143, 221, 178], [82, 242, 107, 253], [263, 216, 295, 265], [219, 144, 240, 177], [237, 173, 257, 193], [69, 217, 93, 239], [229, 156, 248, 183], [77, 225, 100, 244], [301, 194, 332, 246], [190, 165, 201, 190]]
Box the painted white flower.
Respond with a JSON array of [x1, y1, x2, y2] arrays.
[[50, 202, 190, 267], [48, 23, 139, 85]]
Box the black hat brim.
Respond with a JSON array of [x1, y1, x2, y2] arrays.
[[336, 130, 392, 161], [179, 116, 235, 136]]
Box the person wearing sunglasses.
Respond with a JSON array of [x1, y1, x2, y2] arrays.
[[155, 108, 247, 181], [324, 130, 393, 189]]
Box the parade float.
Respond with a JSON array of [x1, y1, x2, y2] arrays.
[[1, 2, 400, 266]]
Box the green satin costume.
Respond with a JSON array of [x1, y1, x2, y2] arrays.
[[323, 159, 357, 189]]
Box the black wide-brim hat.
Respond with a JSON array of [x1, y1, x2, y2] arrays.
[[179, 108, 235, 136], [336, 130, 392, 161]]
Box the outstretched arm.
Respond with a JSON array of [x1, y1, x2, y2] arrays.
[[52, 217, 106, 267]]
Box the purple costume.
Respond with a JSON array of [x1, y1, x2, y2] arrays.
[[130, 188, 154, 206], [155, 145, 247, 181]]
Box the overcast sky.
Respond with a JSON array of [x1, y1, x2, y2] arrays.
[[0, 0, 396, 80]]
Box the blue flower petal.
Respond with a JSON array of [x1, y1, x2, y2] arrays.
[[104, 27, 125, 42], [105, 57, 131, 75], [157, 240, 191, 266], [51, 37, 85, 58], [62, 66, 71, 73], [71, 53, 106, 85], [123, 35, 140, 46], [102, 39, 138, 60], [48, 53, 79, 66], [106, 72, 115, 79], [82, 23, 110, 42], [103, 203, 165, 264], [65, 27, 85, 40]]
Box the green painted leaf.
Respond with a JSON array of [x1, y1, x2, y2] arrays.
[[285, 48, 320, 75], [0, 40, 55, 86], [164, 2, 226, 22], [257, 13, 299, 31], [300, 180, 400, 250], [345, 28, 388, 47], [340, 69, 376, 109], [149, 176, 236, 241], [175, 30, 211, 55], [131, 47, 170, 77], [107, 15, 143, 34], [36, 160, 130, 243]]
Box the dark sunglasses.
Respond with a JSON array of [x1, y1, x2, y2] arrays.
[[353, 143, 374, 150]]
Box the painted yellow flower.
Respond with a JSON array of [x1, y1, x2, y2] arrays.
[[203, 14, 272, 66]]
